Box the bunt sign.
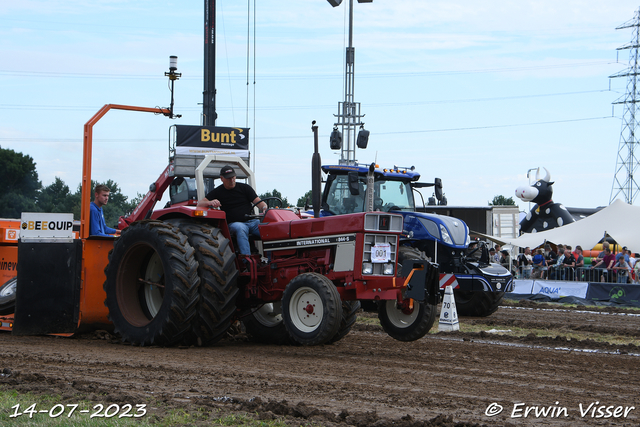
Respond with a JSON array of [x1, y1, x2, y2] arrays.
[[175, 125, 249, 158]]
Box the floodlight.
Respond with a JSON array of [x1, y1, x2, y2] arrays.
[[327, 0, 342, 6], [330, 127, 342, 150], [356, 127, 369, 149]]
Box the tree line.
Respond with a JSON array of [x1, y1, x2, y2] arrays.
[[0, 147, 311, 227]]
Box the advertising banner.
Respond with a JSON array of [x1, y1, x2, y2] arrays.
[[20, 213, 74, 242], [586, 282, 640, 304], [175, 125, 249, 158], [531, 280, 588, 298], [511, 279, 534, 295]]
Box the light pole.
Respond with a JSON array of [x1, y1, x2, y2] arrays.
[[327, 0, 371, 165], [164, 56, 182, 119]]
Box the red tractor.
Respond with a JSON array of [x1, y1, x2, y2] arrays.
[[105, 158, 441, 346], [10, 105, 440, 346], [100, 115, 440, 346]]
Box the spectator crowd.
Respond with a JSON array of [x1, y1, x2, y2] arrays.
[[492, 242, 640, 284]]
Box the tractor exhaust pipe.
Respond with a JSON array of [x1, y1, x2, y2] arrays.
[[365, 162, 375, 212], [311, 121, 321, 218]]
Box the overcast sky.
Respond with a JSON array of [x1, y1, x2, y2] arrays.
[[1, 0, 639, 212]]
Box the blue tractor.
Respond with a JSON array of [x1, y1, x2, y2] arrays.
[[316, 163, 513, 317]]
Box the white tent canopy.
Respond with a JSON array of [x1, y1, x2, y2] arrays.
[[502, 199, 640, 251]]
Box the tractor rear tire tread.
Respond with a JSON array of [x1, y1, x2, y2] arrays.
[[103, 220, 199, 347], [168, 220, 239, 346]]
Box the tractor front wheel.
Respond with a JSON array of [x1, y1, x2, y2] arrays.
[[242, 302, 292, 345], [103, 220, 200, 346], [327, 300, 360, 344], [282, 273, 342, 346], [454, 290, 504, 317], [378, 299, 436, 342]]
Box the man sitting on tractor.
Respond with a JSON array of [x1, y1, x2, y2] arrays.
[[197, 165, 267, 255]]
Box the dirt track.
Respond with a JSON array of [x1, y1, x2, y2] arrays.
[[1, 302, 639, 426]]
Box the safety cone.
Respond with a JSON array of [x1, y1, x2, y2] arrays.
[[438, 285, 459, 332]]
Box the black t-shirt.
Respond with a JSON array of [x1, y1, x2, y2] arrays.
[[205, 182, 258, 224], [545, 251, 557, 263], [563, 254, 576, 267]]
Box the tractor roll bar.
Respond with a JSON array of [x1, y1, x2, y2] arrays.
[[81, 104, 171, 239]]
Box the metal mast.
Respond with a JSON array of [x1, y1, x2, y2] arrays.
[[610, 8, 640, 204], [333, 0, 368, 165], [203, 0, 217, 125]]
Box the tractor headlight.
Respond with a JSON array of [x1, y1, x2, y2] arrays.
[[362, 263, 373, 275], [440, 224, 453, 245], [383, 263, 394, 275]]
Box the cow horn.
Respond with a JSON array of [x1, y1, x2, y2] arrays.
[[536, 167, 550, 182]]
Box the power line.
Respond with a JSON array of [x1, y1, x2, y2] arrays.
[[0, 115, 615, 144], [375, 116, 616, 134], [0, 89, 614, 112], [0, 60, 616, 81]]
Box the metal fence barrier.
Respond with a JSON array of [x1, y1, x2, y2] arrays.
[[518, 266, 636, 284]]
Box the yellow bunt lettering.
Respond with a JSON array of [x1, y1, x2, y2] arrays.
[[201, 129, 210, 142]]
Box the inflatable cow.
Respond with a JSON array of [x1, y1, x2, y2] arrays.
[[515, 167, 575, 233]]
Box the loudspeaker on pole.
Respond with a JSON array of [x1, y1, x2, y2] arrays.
[[438, 285, 459, 332]]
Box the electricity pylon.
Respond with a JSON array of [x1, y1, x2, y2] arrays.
[[610, 8, 640, 204]]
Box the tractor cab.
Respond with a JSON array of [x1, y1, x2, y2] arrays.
[[319, 164, 469, 260], [321, 166, 417, 214]]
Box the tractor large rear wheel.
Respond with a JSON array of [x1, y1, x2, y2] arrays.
[[454, 290, 503, 317], [282, 273, 342, 346], [168, 220, 239, 346], [104, 220, 199, 346]]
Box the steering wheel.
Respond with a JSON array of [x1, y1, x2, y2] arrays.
[[250, 197, 283, 214], [374, 197, 384, 211]]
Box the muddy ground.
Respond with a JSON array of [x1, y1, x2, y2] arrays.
[[0, 301, 639, 426]]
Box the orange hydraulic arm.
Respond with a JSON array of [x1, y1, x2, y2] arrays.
[[80, 104, 170, 239], [117, 163, 175, 229]]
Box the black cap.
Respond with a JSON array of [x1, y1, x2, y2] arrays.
[[220, 165, 236, 179], [500, 250, 509, 255], [623, 246, 628, 251]]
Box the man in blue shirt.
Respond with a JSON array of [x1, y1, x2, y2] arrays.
[[90, 184, 118, 237]]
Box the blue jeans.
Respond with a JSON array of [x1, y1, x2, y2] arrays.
[[229, 219, 261, 255], [617, 273, 628, 284]]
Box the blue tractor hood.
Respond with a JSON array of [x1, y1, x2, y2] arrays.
[[399, 211, 470, 249]]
